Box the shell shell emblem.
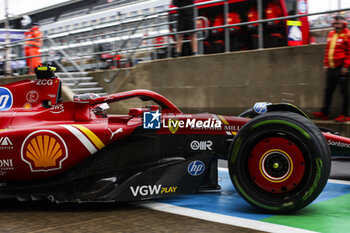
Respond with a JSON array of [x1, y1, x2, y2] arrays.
[[21, 130, 68, 172]]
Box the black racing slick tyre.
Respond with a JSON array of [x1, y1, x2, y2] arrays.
[[228, 111, 331, 213]]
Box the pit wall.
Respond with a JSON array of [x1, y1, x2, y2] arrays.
[[92, 44, 346, 119]]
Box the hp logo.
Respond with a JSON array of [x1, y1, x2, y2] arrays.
[[253, 102, 270, 114], [0, 87, 13, 111], [188, 160, 205, 176]]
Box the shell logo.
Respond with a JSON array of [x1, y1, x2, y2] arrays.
[[21, 130, 68, 172]]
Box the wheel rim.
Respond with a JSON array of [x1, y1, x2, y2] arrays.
[[248, 137, 305, 194]]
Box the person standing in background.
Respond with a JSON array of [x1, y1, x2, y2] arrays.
[[313, 15, 350, 122], [24, 23, 43, 74], [173, 0, 198, 57]]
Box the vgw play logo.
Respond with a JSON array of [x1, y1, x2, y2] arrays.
[[0, 87, 13, 111], [143, 110, 161, 129]]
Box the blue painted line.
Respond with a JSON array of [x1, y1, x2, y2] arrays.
[[313, 182, 350, 203], [159, 170, 350, 221]]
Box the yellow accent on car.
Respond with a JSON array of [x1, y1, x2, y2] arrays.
[[73, 124, 105, 149], [218, 115, 229, 125]]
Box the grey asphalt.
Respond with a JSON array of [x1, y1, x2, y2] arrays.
[[0, 159, 345, 233]]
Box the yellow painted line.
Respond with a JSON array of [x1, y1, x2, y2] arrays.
[[73, 124, 105, 149]]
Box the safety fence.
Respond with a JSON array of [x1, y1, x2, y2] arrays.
[[0, 0, 349, 81]]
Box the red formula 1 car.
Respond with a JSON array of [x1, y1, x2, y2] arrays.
[[0, 66, 347, 213]]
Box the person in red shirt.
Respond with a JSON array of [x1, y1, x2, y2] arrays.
[[313, 15, 350, 122]]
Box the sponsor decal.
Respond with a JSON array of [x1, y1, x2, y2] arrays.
[[130, 184, 178, 197], [190, 140, 213, 151], [0, 159, 13, 171], [161, 186, 178, 194], [50, 104, 64, 114], [61, 125, 105, 154], [36, 79, 53, 86], [188, 160, 205, 176], [108, 128, 123, 139], [21, 130, 68, 172], [224, 125, 241, 131], [143, 110, 161, 129], [104, 96, 113, 101], [253, 102, 270, 114], [26, 90, 39, 103], [0, 159, 13, 176], [163, 118, 222, 133], [217, 115, 238, 136], [328, 140, 350, 149], [0, 87, 13, 111], [143, 113, 223, 133], [48, 94, 56, 98], [167, 114, 193, 118], [0, 137, 13, 150], [168, 119, 179, 134]]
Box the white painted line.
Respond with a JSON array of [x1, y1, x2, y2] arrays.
[[137, 201, 318, 233], [328, 179, 350, 186]]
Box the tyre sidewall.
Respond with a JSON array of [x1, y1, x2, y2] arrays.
[[228, 112, 330, 213]]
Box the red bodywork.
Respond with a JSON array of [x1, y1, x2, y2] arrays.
[[0, 77, 248, 182], [0, 75, 348, 183]]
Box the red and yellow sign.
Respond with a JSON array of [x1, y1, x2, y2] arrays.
[[21, 130, 68, 172]]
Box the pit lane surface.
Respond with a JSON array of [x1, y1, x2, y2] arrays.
[[0, 201, 264, 233], [0, 161, 350, 233]]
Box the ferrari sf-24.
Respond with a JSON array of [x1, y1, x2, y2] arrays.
[[0, 66, 348, 214]]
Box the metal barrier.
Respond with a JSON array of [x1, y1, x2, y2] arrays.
[[0, 0, 349, 80]]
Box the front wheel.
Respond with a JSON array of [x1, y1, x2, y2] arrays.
[[228, 111, 331, 213]]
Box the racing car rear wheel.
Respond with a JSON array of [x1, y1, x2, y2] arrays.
[[228, 111, 331, 213]]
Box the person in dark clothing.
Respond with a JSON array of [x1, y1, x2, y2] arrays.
[[313, 15, 350, 122], [173, 0, 198, 57]]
